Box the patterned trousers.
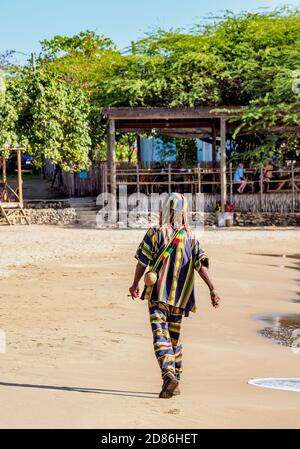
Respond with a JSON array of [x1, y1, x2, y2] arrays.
[[148, 301, 184, 380]]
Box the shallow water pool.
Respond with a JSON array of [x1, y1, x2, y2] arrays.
[[248, 378, 300, 393]]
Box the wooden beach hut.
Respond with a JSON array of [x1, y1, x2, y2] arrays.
[[101, 107, 240, 213]]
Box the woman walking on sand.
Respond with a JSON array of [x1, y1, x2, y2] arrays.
[[129, 193, 221, 399]]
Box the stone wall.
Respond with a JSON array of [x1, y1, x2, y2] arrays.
[[203, 212, 300, 227], [126, 212, 300, 228], [233, 212, 300, 227], [0, 207, 78, 225], [1, 206, 300, 227], [26, 208, 78, 225]]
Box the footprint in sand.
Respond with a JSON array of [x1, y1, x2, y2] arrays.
[[104, 330, 142, 337], [165, 409, 181, 415], [110, 338, 123, 343]]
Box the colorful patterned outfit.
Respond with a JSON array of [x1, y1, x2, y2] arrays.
[[135, 226, 208, 315], [149, 301, 184, 379], [135, 225, 208, 378]]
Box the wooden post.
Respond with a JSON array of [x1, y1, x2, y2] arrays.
[[136, 164, 140, 198], [17, 148, 23, 205], [291, 162, 295, 213], [197, 162, 201, 194], [107, 119, 117, 217], [101, 163, 104, 194], [220, 118, 227, 213], [101, 162, 106, 193], [168, 164, 172, 193], [260, 167, 264, 211], [229, 162, 233, 204], [212, 122, 217, 163], [1, 153, 8, 202], [104, 163, 108, 202], [2, 155, 6, 183], [69, 172, 75, 197]]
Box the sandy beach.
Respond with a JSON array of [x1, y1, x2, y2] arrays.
[[0, 225, 299, 429]]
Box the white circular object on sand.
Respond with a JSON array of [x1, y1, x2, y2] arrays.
[[248, 378, 300, 393]]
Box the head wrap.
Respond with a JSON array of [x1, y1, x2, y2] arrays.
[[160, 193, 188, 229]]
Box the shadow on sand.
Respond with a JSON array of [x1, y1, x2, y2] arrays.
[[0, 381, 158, 399]]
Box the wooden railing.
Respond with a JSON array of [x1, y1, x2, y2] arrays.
[[102, 163, 300, 196], [51, 161, 300, 212]]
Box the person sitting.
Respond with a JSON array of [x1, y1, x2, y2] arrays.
[[154, 161, 163, 172], [233, 163, 248, 193], [263, 162, 274, 191], [215, 201, 222, 213], [225, 201, 236, 212]]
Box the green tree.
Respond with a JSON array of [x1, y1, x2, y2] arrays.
[[40, 30, 115, 59], [0, 70, 91, 170]]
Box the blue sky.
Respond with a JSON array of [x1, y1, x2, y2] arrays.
[[1, 0, 299, 62]]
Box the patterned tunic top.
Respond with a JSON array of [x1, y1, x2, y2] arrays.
[[135, 226, 208, 316]]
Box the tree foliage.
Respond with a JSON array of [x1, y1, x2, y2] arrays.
[[2, 8, 300, 167], [0, 70, 91, 170]]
